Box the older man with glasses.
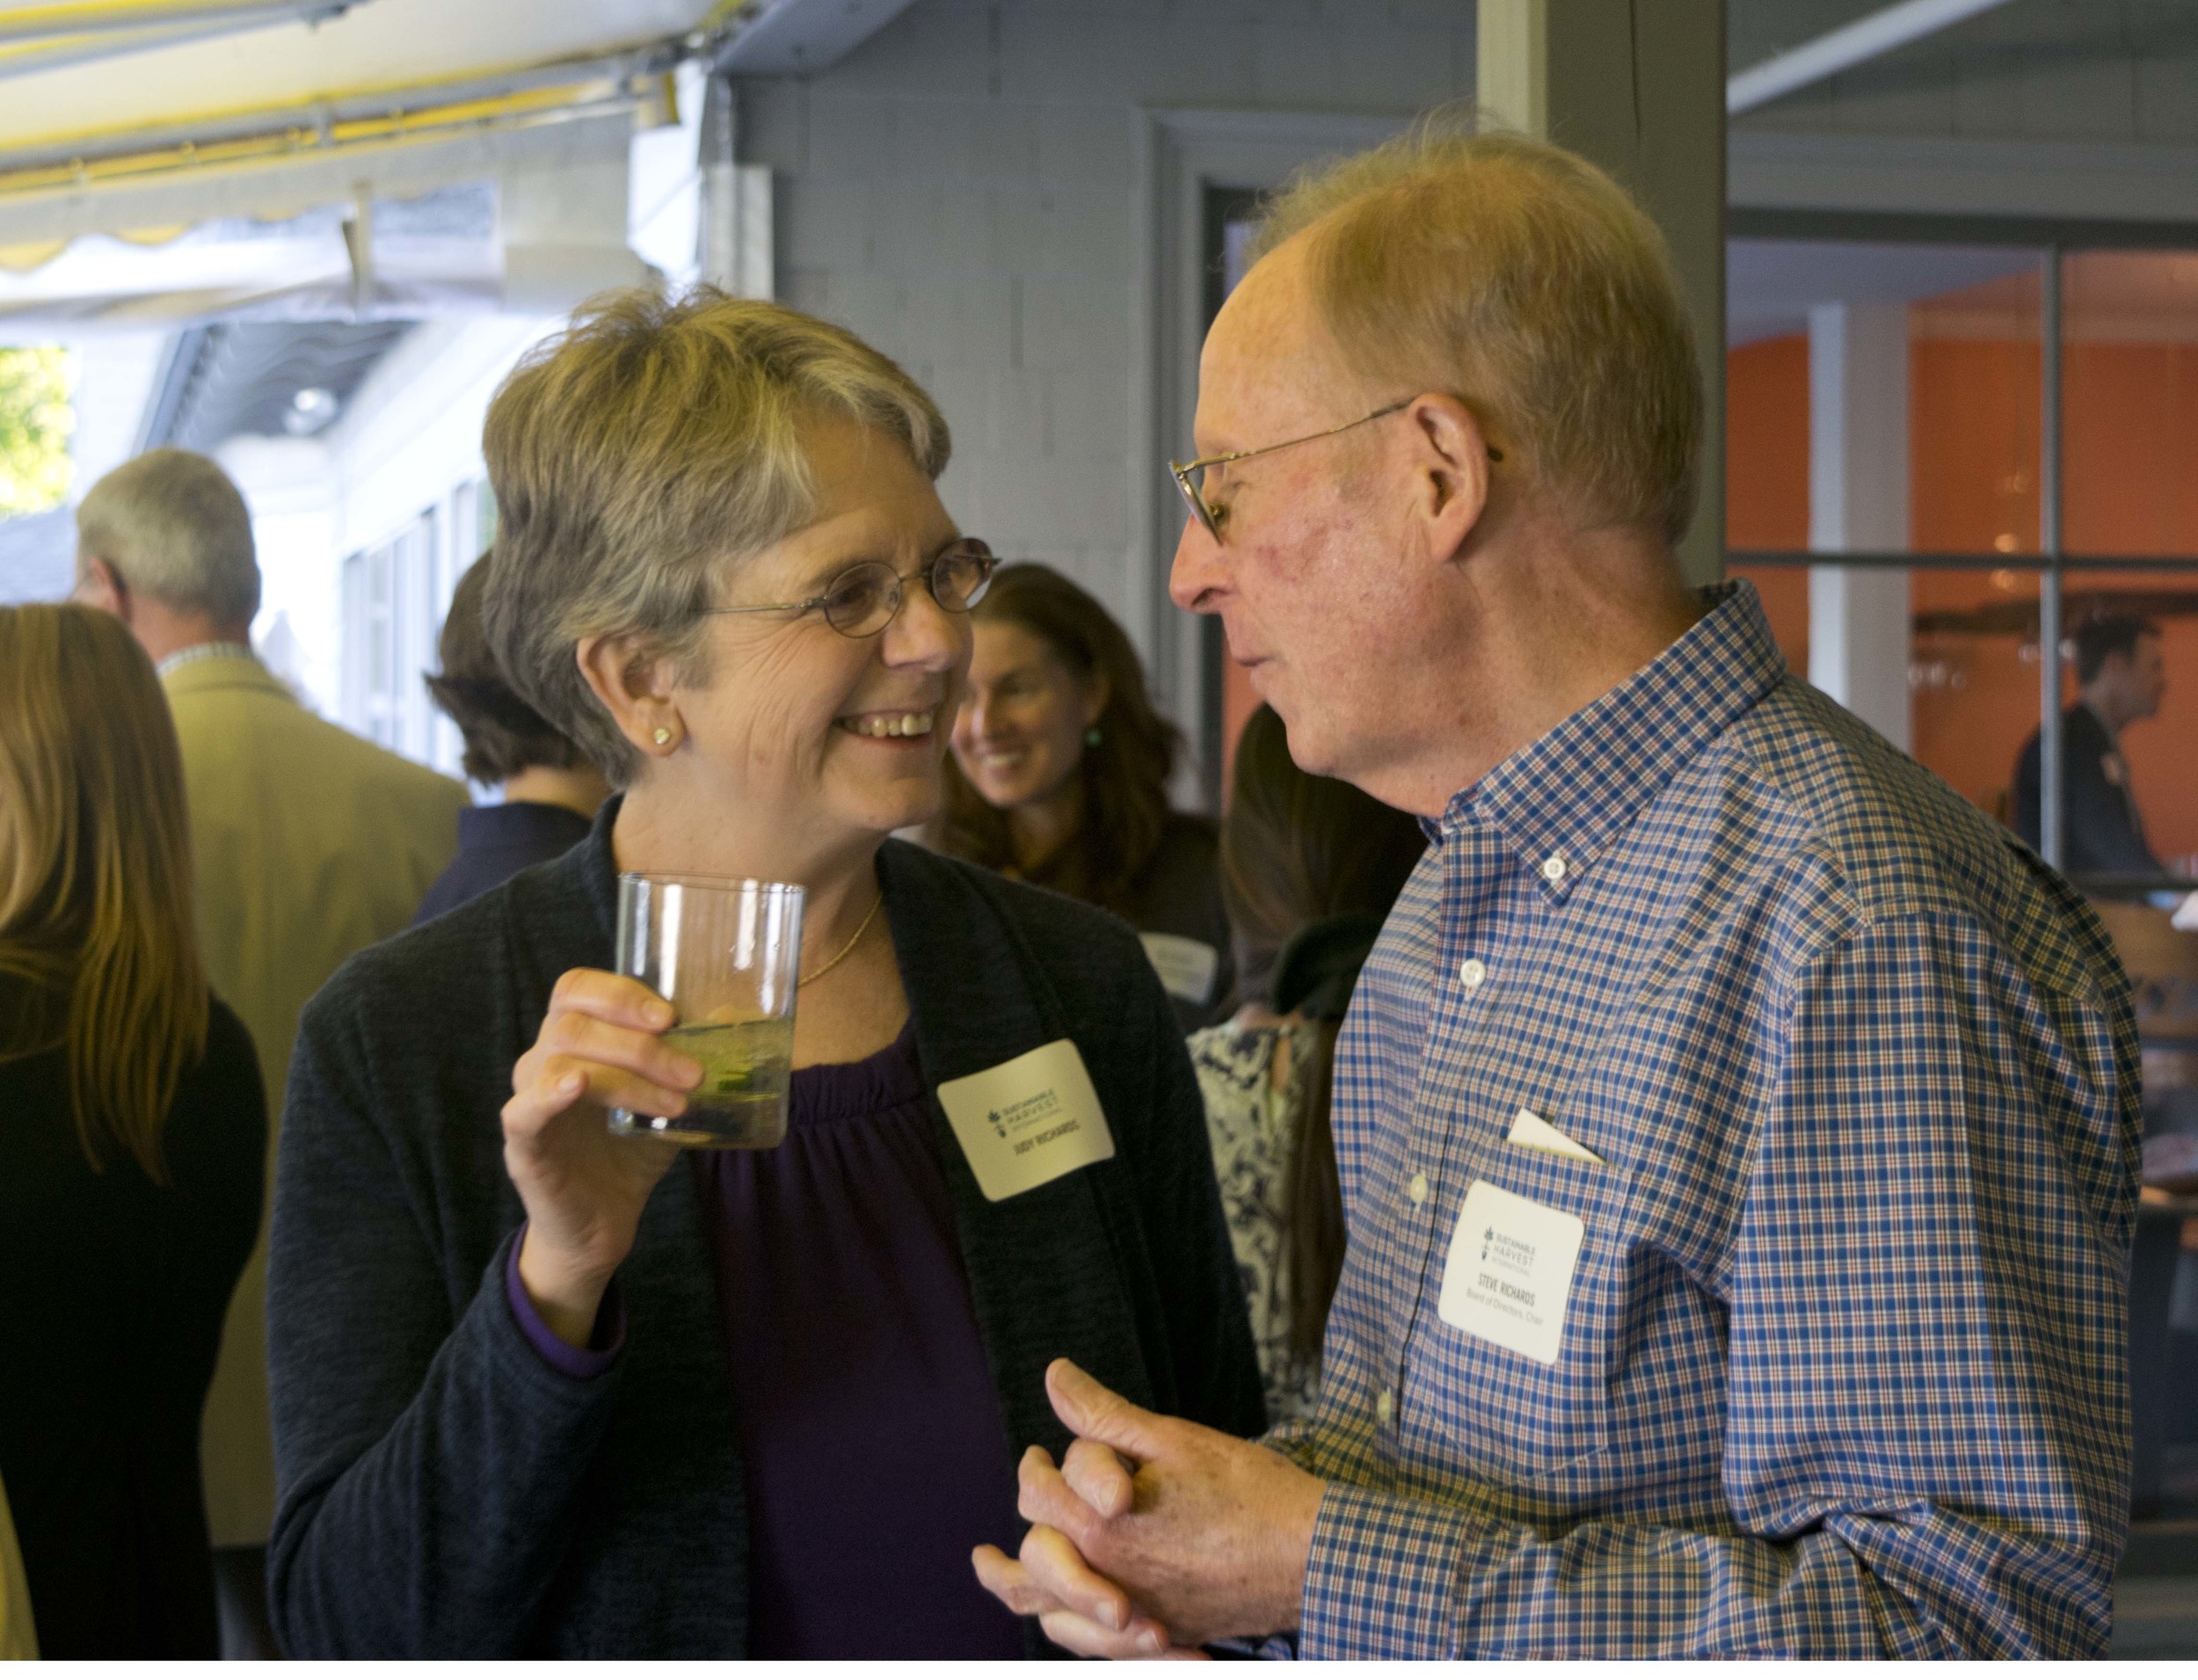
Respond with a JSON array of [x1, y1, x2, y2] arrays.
[[972, 121, 2140, 1659]]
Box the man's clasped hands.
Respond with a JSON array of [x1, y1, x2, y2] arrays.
[[970, 1359, 1327, 1658]]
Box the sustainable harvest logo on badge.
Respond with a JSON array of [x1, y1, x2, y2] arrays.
[[937, 1039, 1116, 1201], [1438, 1180, 1586, 1365]]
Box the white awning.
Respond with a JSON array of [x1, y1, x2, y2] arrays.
[[0, 0, 714, 320], [0, 0, 895, 325], [0, 0, 713, 156]]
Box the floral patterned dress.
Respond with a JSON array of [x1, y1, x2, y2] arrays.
[[1188, 1018, 1321, 1424]]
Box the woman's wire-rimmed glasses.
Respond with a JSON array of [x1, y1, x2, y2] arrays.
[[702, 538, 998, 639], [1169, 399, 1503, 542]]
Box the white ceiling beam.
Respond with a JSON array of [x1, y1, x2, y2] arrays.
[[712, 0, 919, 76], [1728, 0, 2017, 115]]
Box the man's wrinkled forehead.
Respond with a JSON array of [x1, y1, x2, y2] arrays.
[[1197, 236, 1358, 451]]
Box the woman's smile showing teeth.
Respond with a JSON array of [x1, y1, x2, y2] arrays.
[[836, 709, 936, 738]]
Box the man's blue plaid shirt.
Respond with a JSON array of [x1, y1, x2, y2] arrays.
[[1278, 581, 2141, 1658]]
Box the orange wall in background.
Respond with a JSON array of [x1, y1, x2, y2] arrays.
[[1726, 333, 1812, 674], [1911, 339, 2041, 556], [1727, 336, 1810, 553], [2067, 343, 2198, 556], [1727, 328, 2198, 864], [1906, 338, 2049, 831], [2065, 340, 2198, 868]]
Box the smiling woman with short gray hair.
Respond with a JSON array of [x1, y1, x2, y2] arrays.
[[263, 285, 1263, 1659]]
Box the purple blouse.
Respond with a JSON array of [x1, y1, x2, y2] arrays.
[[507, 1022, 1025, 1659]]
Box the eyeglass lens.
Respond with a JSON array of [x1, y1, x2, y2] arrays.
[[1175, 467, 1219, 536], [821, 542, 994, 636]]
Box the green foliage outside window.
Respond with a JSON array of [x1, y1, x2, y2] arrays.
[[0, 346, 76, 518]]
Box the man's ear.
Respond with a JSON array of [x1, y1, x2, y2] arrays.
[[577, 631, 686, 760], [1403, 394, 1496, 565], [75, 554, 128, 619]]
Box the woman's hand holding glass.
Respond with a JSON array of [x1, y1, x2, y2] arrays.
[[503, 969, 702, 1349]]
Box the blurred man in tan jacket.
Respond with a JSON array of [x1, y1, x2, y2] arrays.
[[76, 449, 467, 1656]]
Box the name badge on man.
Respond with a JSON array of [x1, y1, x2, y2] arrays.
[[1139, 933, 1219, 1006], [936, 1039, 1117, 1202], [1437, 1180, 1585, 1365]]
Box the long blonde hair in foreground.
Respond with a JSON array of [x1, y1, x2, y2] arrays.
[[0, 604, 207, 1180]]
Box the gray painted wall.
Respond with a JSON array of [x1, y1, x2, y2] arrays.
[[735, 0, 1476, 670]]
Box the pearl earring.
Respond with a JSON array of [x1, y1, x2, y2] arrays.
[[652, 727, 673, 746]]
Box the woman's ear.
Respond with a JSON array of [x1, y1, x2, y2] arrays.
[[1079, 670, 1112, 731], [577, 632, 686, 758]]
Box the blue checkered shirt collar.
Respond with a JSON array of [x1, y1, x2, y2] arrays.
[[1427, 581, 1786, 902]]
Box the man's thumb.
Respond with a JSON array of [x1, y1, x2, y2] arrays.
[[1046, 1358, 1162, 1456]]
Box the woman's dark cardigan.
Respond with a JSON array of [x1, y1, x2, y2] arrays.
[[265, 808, 1266, 1658]]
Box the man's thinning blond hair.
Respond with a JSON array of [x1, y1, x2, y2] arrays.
[[1254, 114, 1702, 546], [482, 285, 950, 785]]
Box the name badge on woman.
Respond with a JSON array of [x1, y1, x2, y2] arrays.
[[1139, 933, 1219, 1005], [937, 1039, 1117, 1201]]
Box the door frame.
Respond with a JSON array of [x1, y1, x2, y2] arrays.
[[1129, 106, 1413, 808]]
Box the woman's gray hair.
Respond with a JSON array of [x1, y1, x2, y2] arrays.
[[479, 285, 951, 786]]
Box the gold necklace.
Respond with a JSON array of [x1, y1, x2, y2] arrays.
[[798, 889, 884, 987]]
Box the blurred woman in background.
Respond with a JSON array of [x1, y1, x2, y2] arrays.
[[415, 551, 610, 921], [0, 604, 265, 1657], [1191, 703, 1425, 1422], [941, 562, 1232, 1028]]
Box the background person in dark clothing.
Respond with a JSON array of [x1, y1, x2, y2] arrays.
[[415, 552, 610, 922], [0, 605, 265, 1658], [940, 562, 1234, 1028], [2013, 614, 2169, 882]]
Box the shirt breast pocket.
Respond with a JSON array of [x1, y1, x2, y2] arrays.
[[1410, 1141, 1634, 1487]]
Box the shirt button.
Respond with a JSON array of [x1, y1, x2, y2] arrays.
[[1541, 853, 1568, 884], [1376, 1388, 1394, 1425], [1408, 1172, 1430, 1204], [1457, 957, 1486, 991]]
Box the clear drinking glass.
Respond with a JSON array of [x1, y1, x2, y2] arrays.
[[609, 872, 804, 1149]]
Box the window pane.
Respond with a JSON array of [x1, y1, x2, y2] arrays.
[[1911, 265, 2042, 557], [1911, 567, 2042, 829], [2061, 565, 2198, 885], [1726, 239, 2198, 889], [1725, 239, 2045, 563]]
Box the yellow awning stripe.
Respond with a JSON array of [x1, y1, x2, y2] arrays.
[[0, 239, 70, 272], [0, 76, 625, 202]]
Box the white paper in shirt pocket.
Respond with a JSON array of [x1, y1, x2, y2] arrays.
[[1507, 1105, 1603, 1165]]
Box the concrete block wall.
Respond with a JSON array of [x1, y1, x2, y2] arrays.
[[735, 0, 1475, 668]]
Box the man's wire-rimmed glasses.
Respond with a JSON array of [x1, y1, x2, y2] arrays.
[[702, 538, 997, 639], [1169, 399, 1503, 542]]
